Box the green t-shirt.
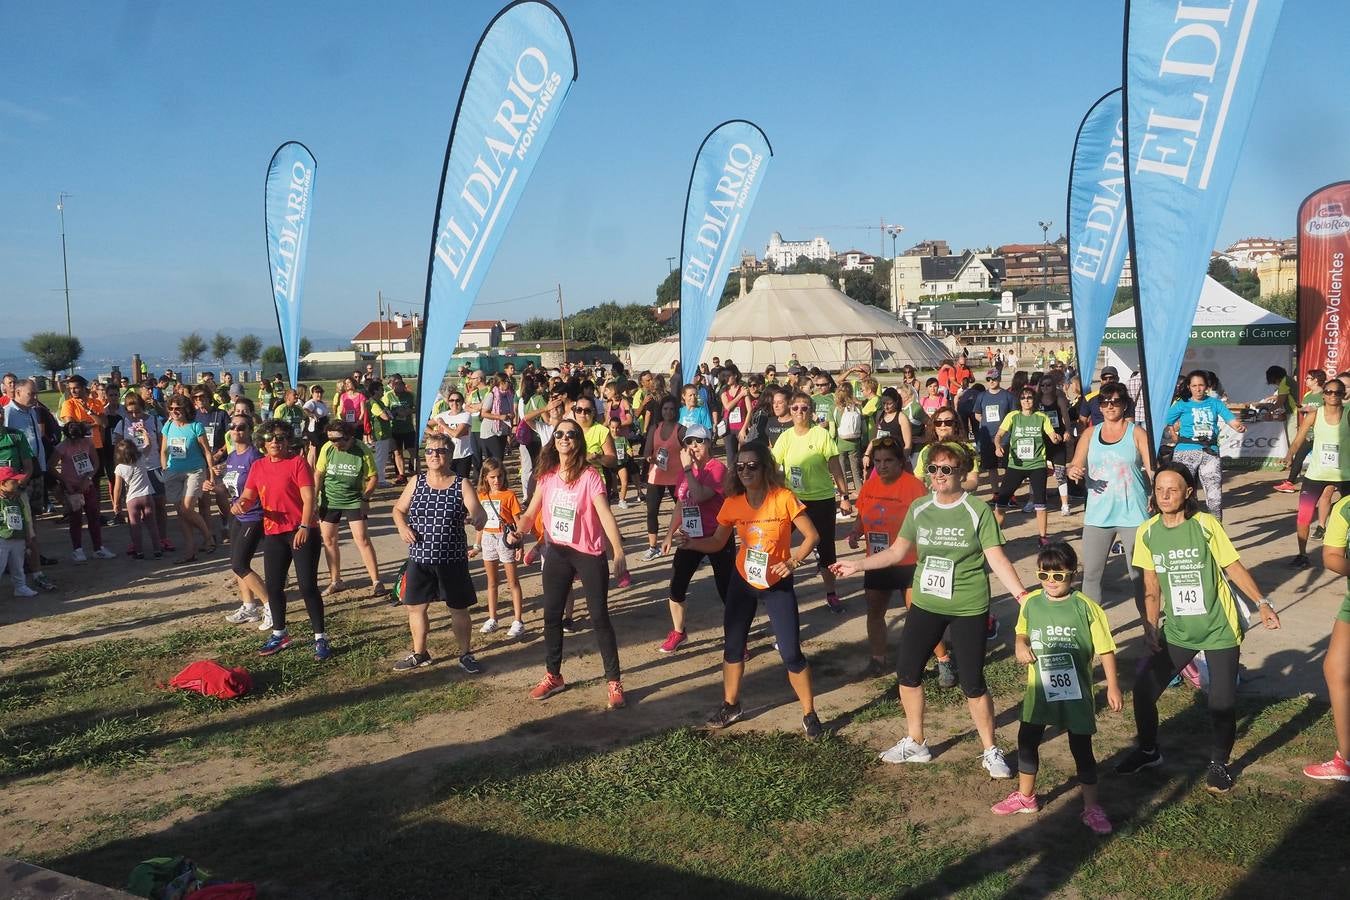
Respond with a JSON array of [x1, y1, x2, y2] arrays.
[[899, 492, 1003, 617], [1303, 388, 1324, 409], [0, 428, 35, 470], [0, 492, 32, 540], [272, 403, 304, 430], [1323, 496, 1350, 619], [468, 387, 491, 435], [1306, 408, 1350, 481], [384, 389, 418, 435], [369, 399, 392, 442], [1132, 512, 1244, 650], [771, 426, 840, 501], [860, 395, 879, 444], [998, 410, 1053, 470], [317, 441, 376, 509], [1016, 590, 1116, 734], [902, 399, 928, 432], [810, 395, 836, 435]]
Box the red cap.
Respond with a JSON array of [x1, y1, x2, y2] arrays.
[[0, 465, 28, 483]]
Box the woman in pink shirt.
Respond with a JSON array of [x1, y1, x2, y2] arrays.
[[641, 396, 684, 560], [519, 417, 629, 709]]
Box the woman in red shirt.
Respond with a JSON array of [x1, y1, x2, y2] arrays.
[[677, 440, 824, 739], [231, 420, 331, 661]]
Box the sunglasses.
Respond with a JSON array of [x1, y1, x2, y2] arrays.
[[1099, 399, 1122, 407], [327, 434, 348, 441], [574, 407, 594, 414], [933, 419, 957, 427], [683, 437, 706, 445], [262, 434, 285, 443], [790, 404, 812, 411], [554, 431, 581, 441], [1020, 395, 1037, 401], [735, 462, 761, 472], [231, 424, 250, 432], [424, 447, 449, 456], [1325, 389, 1346, 397], [1037, 570, 1071, 583], [926, 464, 955, 475]]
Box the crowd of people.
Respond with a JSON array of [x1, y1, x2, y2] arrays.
[[3, 346, 1349, 835]]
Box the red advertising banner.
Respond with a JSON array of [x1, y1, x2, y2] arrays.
[[1299, 181, 1350, 386]]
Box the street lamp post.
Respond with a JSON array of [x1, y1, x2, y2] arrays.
[[57, 192, 73, 336], [1037, 219, 1053, 336], [887, 224, 905, 318]]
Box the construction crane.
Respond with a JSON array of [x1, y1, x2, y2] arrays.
[[804, 217, 905, 259]]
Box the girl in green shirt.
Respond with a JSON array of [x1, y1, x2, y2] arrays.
[[993, 388, 1061, 546]]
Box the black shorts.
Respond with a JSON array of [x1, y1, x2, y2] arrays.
[[801, 497, 837, 568], [896, 604, 990, 698], [403, 559, 477, 609], [392, 431, 417, 451], [449, 457, 472, 478], [229, 519, 265, 576], [147, 468, 166, 498], [320, 505, 366, 524], [975, 433, 1004, 471], [864, 563, 915, 594], [997, 467, 1048, 508]]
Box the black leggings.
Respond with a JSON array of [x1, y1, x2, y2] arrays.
[[646, 484, 676, 535], [229, 519, 265, 577], [669, 543, 735, 602], [541, 544, 620, 681], [1017, 722, 1098, 785], [896, 604, 989, 697], [722, 572, 807, 671], [1133, 639, 1239, 764], [997, 467, 1048, 508], [1288, 439, 1311, 483], [262, 529, 325, 633], [801, 497, 837, 568]]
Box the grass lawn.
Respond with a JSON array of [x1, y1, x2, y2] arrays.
[[3, 598, 1348, 899]]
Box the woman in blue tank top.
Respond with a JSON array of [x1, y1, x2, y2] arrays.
[[1067, 381, 1151, 618]]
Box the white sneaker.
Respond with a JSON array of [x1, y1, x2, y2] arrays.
[[258, 608, 274, 631], [93, 547, 116, 560], [1022, 501, 1035, 514], [480, 618, 499, 634], [506, 619, 525, 638], [226, 604, 264, 624], [1060, 505, 1071, 515], [981, 745, 1012, 779], [879, 736, 932, 764], [617, 500, 630, 509], [641, 547, 661, 562], [71, 548, 87, 563], [14, 584, 38, 598]]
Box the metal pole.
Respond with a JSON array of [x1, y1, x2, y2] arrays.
[[377, 291, 385, 380], [557, 283, 567, 365], [58, 193, 73, 337], [666, 256, 676, 273]]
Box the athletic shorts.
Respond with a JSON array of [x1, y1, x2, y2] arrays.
[[449, 457, 472, 478], [163, 468, 205, 504], [976, 433, 1004, 471], [392, 432, 417, 452], [864, 563, 916, 594], [320, 505, 365, 524], [147, 468, 166, 498], [479, 530, 515, 563], [403, 559, 477, 609]]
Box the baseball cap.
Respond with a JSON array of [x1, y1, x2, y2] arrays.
[[1100, 366, 1120, 378], [985, 369, 1001, 381], [683, 424, 711, 442], [0, 465, 29, 483]]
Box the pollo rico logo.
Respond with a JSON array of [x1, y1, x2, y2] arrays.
[[1306, 202, 1350, 238]]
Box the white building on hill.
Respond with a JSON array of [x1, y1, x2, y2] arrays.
[[765, 232, 832, 268]]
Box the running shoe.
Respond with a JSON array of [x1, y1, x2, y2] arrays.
[[1022, 500, 1035, 514], [33, 573, 56, 592], [71, 548, 87, 563], [986, 614, 1000, 642], [125, 545, 135, 557], [14, 584, 38, 598], [1272, 480, 1298, 494], [706, 701, 743, 729], [860, 657, 888, 679], [506, 619, 526, 639], [530, 672, 565, 700], [1205, 761, 1235, 793], [1312, 524, 1326, 541], [937, 658, 959, 689], [658, 630, 687, 653], [1289, 553, 1311, 568], [259, 632, 292, 656], [825, 592, 844, 614], [617, 499, 630, 509], [616, 573, 632, 589], [606, 679, 626, 709], [991, 791, 1038, 816], [1080, 805, 1113, 834], [641, 546, 661, 562], [480, 617, 499, 634], [39, 554, 59, 566], [225, 604, 264, 624], [160, 539, 175, 553], [258, 608, 274, 631], [1109, 540, 1126, 557], [879, 736, 932, 764], [393, 651, 433, 672], [1115, 746, 1163, 774], [1060, 504, 1071, 515], [1303, 751, 1350, 782], [561, 618, 580, 634], [981, 746, 1012, 779], [802, 711, 824, 741], [314, 637, 332, 661], [459, 653, 482, 675], [1037, 536, 1050, 549]]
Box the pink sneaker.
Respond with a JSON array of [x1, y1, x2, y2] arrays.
[[1080, 805, 1112, 834], [616, 573, 632, 589], [658, 630, 687, 654], [991, 791, 1039, 816], [1304, 751, 1350, 782]]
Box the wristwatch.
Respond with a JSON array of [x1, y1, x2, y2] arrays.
[[1258, 597, 1275, 610]]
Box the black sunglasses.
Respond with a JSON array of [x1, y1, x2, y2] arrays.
[[683, 437, 706, 445], [735, 462, 761, 472], [926, 464, 955, 475], [554, 431, 581, 441], [574, 406, 594, 414], [424, 447, 449, 456], [933, 419, 957, 426]]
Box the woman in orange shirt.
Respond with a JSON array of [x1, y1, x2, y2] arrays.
[[677, 440, 824, 739], [847, 436, 926, 676]]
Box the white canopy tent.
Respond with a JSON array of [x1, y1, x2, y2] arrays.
[[628, 274, 949, 374], [1100, 275, 1295, 468]]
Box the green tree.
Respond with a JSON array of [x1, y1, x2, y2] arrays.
[[23, 332, 83, 382], [1110, 285, 1135, 314], [520, 318, 562, 341], [1256, 289, 1296, 320], [179, 332, 207, 378], [210, 332, 235, 371], [1208, 257, 1236, 284], [236, 334, 261, 370], [655, 269, 679, 307], [260, 345, 287, 369], [299, 336, 313, 358]]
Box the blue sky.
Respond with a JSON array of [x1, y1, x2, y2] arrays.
[[2, 0, 1345, 344]]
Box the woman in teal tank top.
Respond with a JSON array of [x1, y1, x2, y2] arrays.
[[1067, 382, 1152, 618], [1286, 379, 1350, 566]]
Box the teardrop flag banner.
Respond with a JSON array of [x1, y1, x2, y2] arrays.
[[1296, 181, 1350, 390], [265, 141, 317, 387], [1123, 0, 1283, 448], [679, 120, 772, 381], [1067, 88, 1128, 386], [416, 0, 578, 430]]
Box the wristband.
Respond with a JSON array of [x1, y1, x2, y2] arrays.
[[1258, 597, 1275, 609], [298, 524, 311, 531], [1016, 590, 1030, 602]]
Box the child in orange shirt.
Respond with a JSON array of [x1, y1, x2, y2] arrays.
[[472, 459, 525, 638]]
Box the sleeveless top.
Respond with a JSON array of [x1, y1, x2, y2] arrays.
[[1084, 421, 1149, 528], [875, 412, 904, 443], [647, 422, 684, 486], [1306, 407, 1350, 482], [406, 472, 468, 565]]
